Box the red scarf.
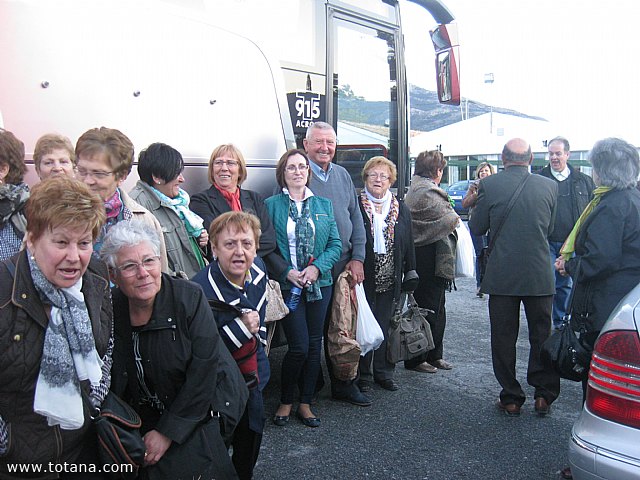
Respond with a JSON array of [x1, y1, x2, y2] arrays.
[[214, 183, 242, 211]]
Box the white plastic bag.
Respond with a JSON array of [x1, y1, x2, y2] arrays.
[[455, 222, 475, 278], [355, 283, 384, 356]]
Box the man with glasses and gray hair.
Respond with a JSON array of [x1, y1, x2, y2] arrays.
[[538, 136, 595, 330]]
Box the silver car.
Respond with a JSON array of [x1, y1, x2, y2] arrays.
[[569, 282, 640, 479]]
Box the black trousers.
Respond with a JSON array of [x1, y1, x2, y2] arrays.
[[359, 289, 396, 382], [405, 243, 448, 369], [232, 407, 262, 480], [488, 294, 560, 406]]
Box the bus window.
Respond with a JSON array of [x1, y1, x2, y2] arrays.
[[329, 14, 399, 189]]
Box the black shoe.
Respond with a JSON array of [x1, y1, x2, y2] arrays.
[[358, 381, 372, 393], [332, 390, 372, 407], [296, 411, 321, 428], [272, 414, 290, 426], [376, 379, 399, 391]]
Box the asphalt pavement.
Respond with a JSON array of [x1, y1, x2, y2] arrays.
[[254, 275, 584, 480]]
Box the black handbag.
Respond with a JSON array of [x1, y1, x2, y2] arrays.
[[387, 293, 435, 364], [541, 260, 593, 382], [84, 391, 146, 479], [541, 322, 591, 382]]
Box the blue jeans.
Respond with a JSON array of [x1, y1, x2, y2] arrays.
[[549, 241, 572, 327], [280, 285, 332, 404]]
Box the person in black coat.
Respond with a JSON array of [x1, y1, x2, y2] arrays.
[[555, 137, 640, 352], [358, 157, 417, 392], [102, 220, 246, 480], [189, 143, 288, 278], [469, 138, 560, 417], [538, 136, 596, 329]]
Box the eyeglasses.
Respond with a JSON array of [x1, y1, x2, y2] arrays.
[[285, 164, 309, 173], [213, 159, 239, 168], [76, 167, 114, 179], [116, 256, 160, 277], [367, 173, 390, 181]]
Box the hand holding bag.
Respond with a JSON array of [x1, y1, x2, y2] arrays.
[[541, 259, 593, 382], [387, 293, 435, 364], [354, 283, 384, 356], [454, 222, 475, 278], [84, 391, 145, 480], [265, 279, 289, 323]]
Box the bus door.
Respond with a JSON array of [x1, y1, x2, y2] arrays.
[[326, 4, 407, 192]]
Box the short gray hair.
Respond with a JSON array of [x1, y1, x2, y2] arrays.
[[305, 121, 335, 140], [589, 137, 640, 190], [100, 220, 161, 269]]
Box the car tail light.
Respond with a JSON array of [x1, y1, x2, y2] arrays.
[[586, 330, 640, 429]]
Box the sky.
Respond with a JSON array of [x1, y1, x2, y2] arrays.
[[401, 0, 640, 146]]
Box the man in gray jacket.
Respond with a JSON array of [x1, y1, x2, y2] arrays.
[[469, 138, 560, 417], [304, 121, 369, 407]]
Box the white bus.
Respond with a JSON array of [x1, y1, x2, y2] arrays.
[[0, 0, 459, 197]]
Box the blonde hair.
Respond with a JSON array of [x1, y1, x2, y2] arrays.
[[207, 144, 247, 186], [33, 133, 76, 171], [362, 156, 397, 184]]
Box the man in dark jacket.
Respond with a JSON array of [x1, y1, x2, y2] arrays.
[[469, 138, 560, 417], [538, 137, 595, 329]]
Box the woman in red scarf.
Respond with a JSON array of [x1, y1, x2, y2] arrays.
[[190, 144, 286, 278]]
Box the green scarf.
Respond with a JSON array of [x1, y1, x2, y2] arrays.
[[560, 186, 613, 260]]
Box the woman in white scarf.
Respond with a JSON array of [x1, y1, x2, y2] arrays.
[[0, 176, 112, 477], [357, 157, 417, 392]]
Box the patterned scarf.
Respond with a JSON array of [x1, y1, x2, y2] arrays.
[[151, 186, 205, 237], [215, 183, 242, 211], [152, 186, 207, 268], [94, 188, 132, 253], [0, 182, 29, 226], [288, 196, 322, 302], [29, 253, 103, 429], [560, 186, 613, 260]]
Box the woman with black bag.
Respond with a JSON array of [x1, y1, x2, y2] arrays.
[[357, 157, 417, 392], [554, 138, 640, 480], [102, 220, 245, 480]]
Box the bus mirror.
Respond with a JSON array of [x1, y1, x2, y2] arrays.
[[431, 24, 460, 105], [435, 48, 460, 105]]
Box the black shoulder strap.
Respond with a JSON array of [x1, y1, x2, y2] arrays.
[[486, 174, 530, 255]]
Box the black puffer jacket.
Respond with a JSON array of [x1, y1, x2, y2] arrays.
[[110, 274, 248, 479], [0, 252, 112, 479]]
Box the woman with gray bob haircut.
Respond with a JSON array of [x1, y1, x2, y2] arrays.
[[100, 220, 161, 270], [101, 219, 246, 480], [589, 137, 640, 190], [555, 136, 640, 367]]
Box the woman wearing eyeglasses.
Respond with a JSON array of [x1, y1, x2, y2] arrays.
[[357, 157, 416, 392], [74, 127, 168, 270], [265, 149, 341, 428], [102, 220, 245, 480], [190, 144, 285, 275]]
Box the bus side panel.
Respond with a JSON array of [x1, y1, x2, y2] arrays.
[[0, 0, 289, 196]]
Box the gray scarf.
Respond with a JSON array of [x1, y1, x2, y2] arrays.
[[29, 253, 103, 429]]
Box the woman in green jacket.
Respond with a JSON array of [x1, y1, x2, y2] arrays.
[[265, 149, 341, 428]]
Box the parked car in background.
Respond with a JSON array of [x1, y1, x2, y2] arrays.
[[569, 281, 640, 480], [446, 180, 472, 217]]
